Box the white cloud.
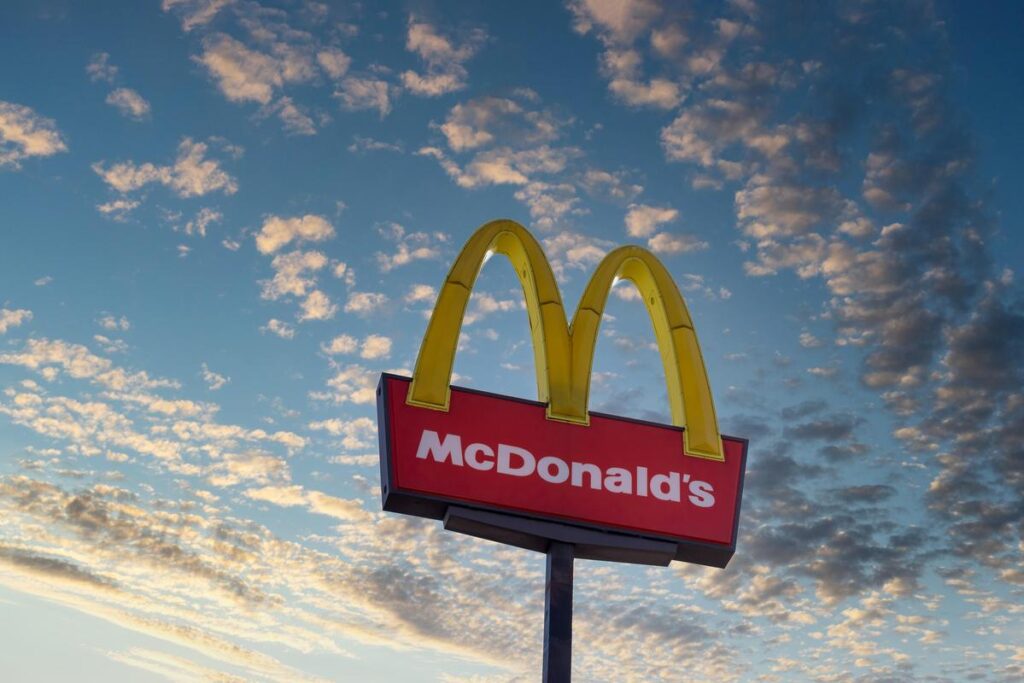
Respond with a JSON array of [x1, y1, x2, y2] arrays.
[[601, 48, 681, 109], [245, 484, 370, 522], [298, 290, 337, 321], [106, 88, 151, 120], [335, 76, 395, 117], [260, 250, 327, 300], [92, 138, 237, 198], [96, 199, 140, 221], [308, 416, 377, 449], [196, 33, 314, 105], [375, 223, 446, 272], [321, 334, 357, 355], [255, 215, 334, 254], [438, 94, 565, 153], [200, 363, 229, 390], [98, 315, 131, 332], [266, 96, 318, 136], [348, 136, 403, 154], [542, 231, 614, 280], [568, 0, 661, 42], [0, 338, 176, 392], [344, 292, 388, 315], [360, 335, 392, 360], [401, 19, 485, 96], [183, 208, 222, 237], [162, 0, 234, 32], [625, 203, 678, 237], [260, 319, 295, 339], [316, 364, 377, 404], [405, 284, 436, 304], [316, 48, 351, 79], [0, 309, 32, 335], [86, 52, 118, 82], [646, 232, 709, 254], [800, 331, 824, 348], [0, 101, 67, 169]]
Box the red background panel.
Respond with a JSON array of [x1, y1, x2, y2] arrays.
[[382, 375, 745, 546]]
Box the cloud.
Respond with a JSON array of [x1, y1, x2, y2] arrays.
[[200, 363, 229, 390], [315, 364, 377, 404], [514, 181, 582, 231], [183, 207, 222, 237], [0, 338, 176, 392], [404, 284, 436, 304], [335, 76, 395, 117], [321, 334, 357, 355], [255, 215, 334, 255], [0, 308, 32, 335], [93, 137, 237, 198], [298, 290, 337, 321], [196, 33, 314, 105], [86, 52, 119, 83], [0, 101, 67, 169], [308, 416, 377, 449], [601, 47, 681, 109], [316, 48, 351, 79], [348, 135, 403, 154], [374, 223, 446, 272], [439, 96, 562, 152], [98, 315, 130, 331], [162, 0, 234, 32], [106, 88, 151, 120], [96, 198, 141, 221], [646, 231, 708, 254], [359, 335, 392, 360], [624, 203, 678, 237], [567, 0, 661, 43], [344, 292, 388, 315], [401, 18, 486, 96], [260, 319, 295, 339]]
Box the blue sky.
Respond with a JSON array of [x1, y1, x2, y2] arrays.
[[1, 1, 1023, 681]]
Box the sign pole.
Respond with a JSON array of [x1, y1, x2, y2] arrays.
[[543, 541, 574, 683]]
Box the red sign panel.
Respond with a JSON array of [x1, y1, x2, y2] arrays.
[[378, 374, 747, 567]]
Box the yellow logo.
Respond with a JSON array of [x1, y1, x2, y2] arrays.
[[407, 220, 724, 461]]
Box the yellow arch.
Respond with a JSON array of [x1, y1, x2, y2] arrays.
[[406, 219, 724, 461]]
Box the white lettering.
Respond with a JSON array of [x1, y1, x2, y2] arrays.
[[464, 442, 495, 471], [412, 430, 717, 508], [604, 467, 632, 494], [688, 481, 715, 507], [538, 456, 569, 483], [651, 472, 680, 502], [416, 430, 463, 465], [570, 462, 602, 489], [497, 443, 535, 476]]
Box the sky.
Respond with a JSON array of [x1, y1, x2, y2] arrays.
[[1, 0, 1022, 681]]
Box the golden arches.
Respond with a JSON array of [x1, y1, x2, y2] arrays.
[[406, 219, 724, 461]]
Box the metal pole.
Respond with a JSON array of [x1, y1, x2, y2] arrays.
[[543, 541, 574, 683]]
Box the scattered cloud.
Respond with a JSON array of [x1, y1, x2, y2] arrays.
[[93, 137, 238, 198], [401, 18, 486, 97], [106, 88, 151, 120], [260, 318, 295, 339], [0, 101, 67, 169], [0, 309, 33, 335], [624, 203, 678, 238], [255, 215, 334, 255], [200, 363, 229, 390]]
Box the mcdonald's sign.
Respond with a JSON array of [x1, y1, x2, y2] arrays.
[[377, 220, 747, 568]]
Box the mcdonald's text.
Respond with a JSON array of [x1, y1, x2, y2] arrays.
[[414, 429, 717, 507]]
